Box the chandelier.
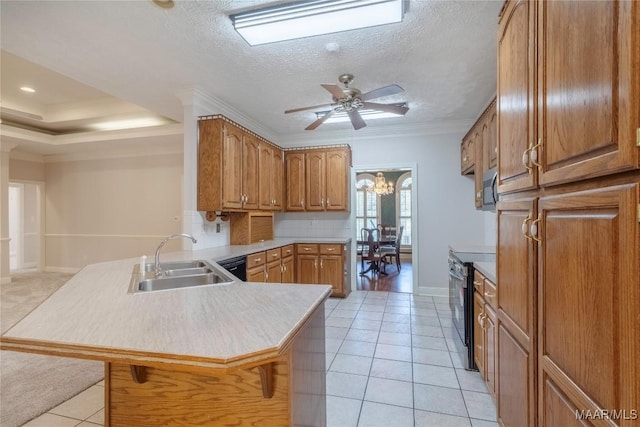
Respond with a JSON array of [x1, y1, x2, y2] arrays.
[[367, 172, 394, 195]]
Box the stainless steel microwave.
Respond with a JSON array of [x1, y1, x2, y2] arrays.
[[481, 167, 498, 211]]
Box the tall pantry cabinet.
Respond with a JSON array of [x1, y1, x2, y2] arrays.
[[496, 1, 639, 426]]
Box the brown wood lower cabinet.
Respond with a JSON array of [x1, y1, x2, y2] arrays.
[[537, 181, 639, 427], [473, 270, 498, 401], [295, 243, 349, 298], [496, 176, 640, 427], [246, 251, 266, 282], [105, 305, 327, 426]]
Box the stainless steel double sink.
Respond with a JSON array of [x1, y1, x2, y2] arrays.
[[130, 260, 234, 292]]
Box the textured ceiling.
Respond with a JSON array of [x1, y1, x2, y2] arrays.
[[0, 0, 502, 146]]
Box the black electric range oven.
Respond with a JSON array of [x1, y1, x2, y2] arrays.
[[448, 249, 495, 370]]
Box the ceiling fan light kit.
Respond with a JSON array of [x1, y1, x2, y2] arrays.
[[285, 73, 409, 130], [230, 0, 405, 46]]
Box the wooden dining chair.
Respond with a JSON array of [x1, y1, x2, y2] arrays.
[[358, 227, 383, 276], [380, 225, 404, 273]]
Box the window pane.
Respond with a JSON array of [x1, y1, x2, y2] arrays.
[[400, 218, 411, 245], [366, 194, 377, 217], [356, 191, 364, 216], [400, 190, 411, 216]]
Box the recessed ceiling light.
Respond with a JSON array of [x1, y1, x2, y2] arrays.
[[151, 0, 174, 9], [90, 117, 168, 131], [20, 86, 36, 93]]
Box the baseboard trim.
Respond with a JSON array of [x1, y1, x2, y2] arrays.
[[417, 286, 448, 297], [45, 266, 81, 274]]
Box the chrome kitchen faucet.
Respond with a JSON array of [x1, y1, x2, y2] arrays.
[[154, 234, 197, 277]]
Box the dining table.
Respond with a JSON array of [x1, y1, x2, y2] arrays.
[[357, 235, 397, 275]]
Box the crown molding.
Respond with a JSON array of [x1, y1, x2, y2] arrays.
[[277, 119, 474, 147], [176, 87, 279, 143]]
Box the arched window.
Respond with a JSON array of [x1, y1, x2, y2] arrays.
[[355, 174, 380, 232], [395, 172, 412, 246]]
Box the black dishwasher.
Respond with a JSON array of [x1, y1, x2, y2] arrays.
[[218, 256, 247, 281]]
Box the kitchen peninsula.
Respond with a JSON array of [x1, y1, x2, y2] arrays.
[[0, 242, 334, 426]]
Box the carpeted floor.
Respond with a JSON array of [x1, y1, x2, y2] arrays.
[[1, 272, 104, 427]]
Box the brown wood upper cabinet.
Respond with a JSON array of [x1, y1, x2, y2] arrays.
[[498, 0, 639, 195], [460, 98, 497, 209], [198, 117, 280, 213], [461, 134, 475, 175], [259, 144, 283, 211], [285, 147, 351, 212]]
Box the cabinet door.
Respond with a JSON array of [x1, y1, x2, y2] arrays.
[[325, 149, 350, 211], [496, 197, 537, 427], [242, 134, 260, 210], [319, 254, 342, 295], [271, 148, 283, 211], [266, 260, 281, 283], [498, 322, 533, 427], [296, 254, 318, 284], [247, 266, 266, 283], [474, 129, 484, 209], [305, 151, 326, 211], [474, 292, 486, 378], [258, 144, 273, 210], [461, 136, 475, 175], [487, 103, 498, 169], [537, 0, 639, 186], [497, 0, 537, 194], [281, 256, 294, 283], [485, 304, 497, 398], [221, 123, 244, 209], [285, 152, 305, 211], [538, 182, 639, 426]]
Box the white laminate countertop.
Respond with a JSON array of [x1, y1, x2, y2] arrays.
[[0, 238, 343, 371], [448, 244, 496, 255], [474, 262, 496, 284], [195, 237, 351, 263]]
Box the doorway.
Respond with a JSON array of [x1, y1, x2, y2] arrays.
[[8, 182, 43, 272], [352, 164, 417, 293]]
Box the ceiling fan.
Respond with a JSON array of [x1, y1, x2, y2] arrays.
[[284, 74, 409, 131]]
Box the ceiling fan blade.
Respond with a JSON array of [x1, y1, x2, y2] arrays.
[[305, 110, 335, 130], [360, 84, 404, 101], [347, 109, 367, 130], [285, 103, 334, 114], [362, 102, 409, 115], [321, 84, 345, 100]]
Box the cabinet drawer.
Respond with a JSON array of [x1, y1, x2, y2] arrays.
[[484, 279, 497, 309], [281, 245, 294, 258], [247, 251, 266, 267], [266, 248, 281, 262], [320, 244, 342, 255], [296, 244, 319, 255], [473, 270, 485, 294]]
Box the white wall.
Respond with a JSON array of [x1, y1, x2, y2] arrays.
[[270, 131, 493, 294]]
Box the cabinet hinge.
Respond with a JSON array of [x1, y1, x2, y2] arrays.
[[636, 128, 640, 147], [637, 204, 640, 223]]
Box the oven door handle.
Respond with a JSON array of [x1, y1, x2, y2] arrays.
[[448, 270, 466, 282]]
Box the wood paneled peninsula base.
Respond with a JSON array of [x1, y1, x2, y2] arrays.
[[0, 257, 331, 427], [106, 306, 326, 426]]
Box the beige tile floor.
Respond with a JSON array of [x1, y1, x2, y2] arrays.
[[22, 291, 497, 427]]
